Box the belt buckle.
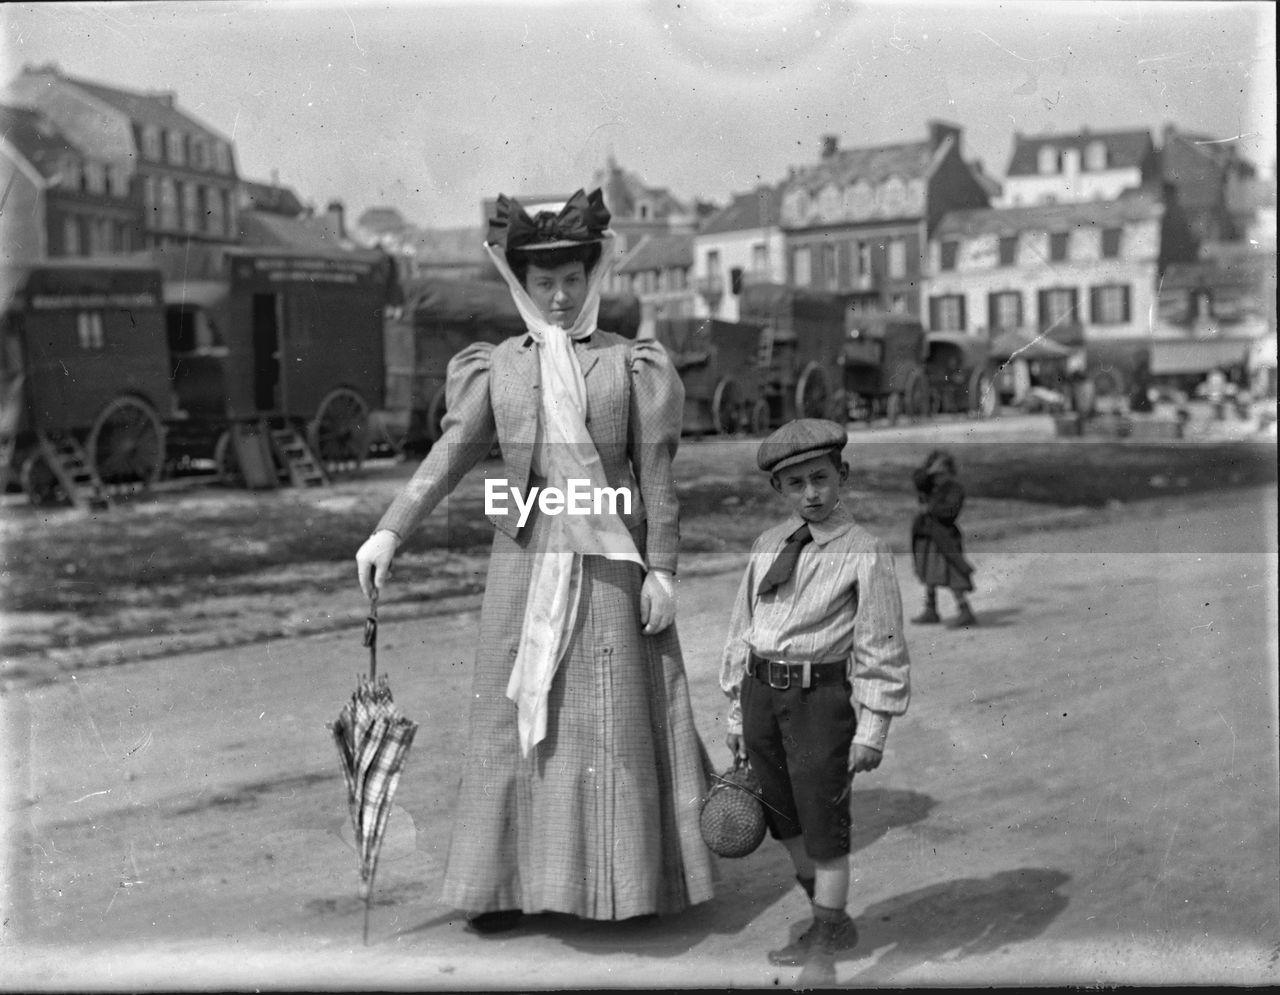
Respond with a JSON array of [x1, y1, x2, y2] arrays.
[[767, 660, 791, 690]]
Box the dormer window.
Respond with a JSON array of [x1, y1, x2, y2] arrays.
[[1037, 145, 1059, 174], [165, 130, 186, 166], [141, 126, 162, 160], [1086, 141, 1108, 170]]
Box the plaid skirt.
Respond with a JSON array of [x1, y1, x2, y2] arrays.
[[439, 513, 716, 920]]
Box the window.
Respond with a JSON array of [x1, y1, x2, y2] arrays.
[[792, 246, 812, 286], [988, 291, 1023, 331], [1100, 227, 1122, 259], [190, 139, 205, 170], [165, 130, 186, 165], [1192, 290, 1213, 321], [886, 238, 907, 278], [108, 165, 130, 198], [1049, 232, 1070, 262], [77, 312, 105, 350], [821, 243, 838, 290], [84, 162, 106, 195], [213, 141, 231, 173], [998, 235, 1019, 267], [939, 239, 959, 272], [141, 126, 162, 160], [889, 294, 908, 314], [205, 185, 224, 235], [855, 241, 872, 279], [929, 294, 966, 332], [1037, 145, 1059, 174], [62, 217, 80, 256], [706, 249, 721, 275], [158, 178, 178, 229], [182, 183, 199, 231], [62, 159, 83, 191], [751, 242, 768, 273], [1090, 285, 1131, 325], [142, 176, 156, 218], [1038, 287, 1079, 331], [1086, 141, 1108, 170]]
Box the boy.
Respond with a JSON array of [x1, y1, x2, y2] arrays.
[[719, 418, 911, 966]]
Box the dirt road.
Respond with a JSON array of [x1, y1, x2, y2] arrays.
[[2, 485, 1278, 989]]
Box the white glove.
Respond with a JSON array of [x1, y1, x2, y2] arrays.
[[355, 529, 400, 600]]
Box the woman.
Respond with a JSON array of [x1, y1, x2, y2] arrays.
[[355, 188, 714, 932], [909, 449, 977, 628]]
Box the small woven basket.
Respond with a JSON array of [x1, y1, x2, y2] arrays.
[[700, 760, 767, 858]]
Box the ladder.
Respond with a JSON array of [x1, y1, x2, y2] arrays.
[[269, 425, 329, 487], [35, 431, 111, 509]]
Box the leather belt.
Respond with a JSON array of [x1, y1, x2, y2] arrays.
[[748, 652, 846, 690]]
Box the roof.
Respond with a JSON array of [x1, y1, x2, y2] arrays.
[[786, 139, 937, 193], [1161, 251, 1276, 291], [0, 102, 81, 178], [935, 190, 1164, 239], [616, 233, 693, 273], [240, 180, 306, 217], [1006, 128, 1153, 176], [593, 158, 689, 220], [410, 227, 485, 265], [238, 210, 383, 259], [699, 186, 783, 236], [47, 70, 230, 142]]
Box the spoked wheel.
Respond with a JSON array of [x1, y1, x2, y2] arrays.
[[213, 430, 246, 488], [901, 367, 930, 420], [20, 451, 68, 506], [748, 398, 771, 436], [87, 395, 166, 492], [308, 387, 370, 477], [795, 362, 830, 420], [969, 368, 998, 418], [711, 377, 744, 435]]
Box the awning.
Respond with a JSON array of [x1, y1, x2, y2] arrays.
[[1149, 338, 1253, 375]]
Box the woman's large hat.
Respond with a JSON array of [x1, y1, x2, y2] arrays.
[[487, 188, 611, 253]]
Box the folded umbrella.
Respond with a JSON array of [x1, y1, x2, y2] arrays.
[[332, 591, 418, 944]]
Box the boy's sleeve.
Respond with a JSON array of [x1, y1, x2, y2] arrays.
[[850, 538, 911, 751], [718, 548, 760, 736]]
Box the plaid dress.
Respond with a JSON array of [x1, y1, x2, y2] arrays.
[[378, 332, 715, 919]]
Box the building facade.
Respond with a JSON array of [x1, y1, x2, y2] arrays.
[[611, 233, 695, 335], [0, 102, 138, 263], [997, 128, 1159, 207], [778, 122, 991, 318], [5, 64, 241, 254], [691, 185, 786, 322]]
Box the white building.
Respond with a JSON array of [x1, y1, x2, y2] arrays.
[[690, 185, 786, 322], [997, 128, 1158, 208]]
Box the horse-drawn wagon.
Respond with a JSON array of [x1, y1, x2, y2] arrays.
[[924, 331, 998, 417], [841, 311, 930, 423], [650, 316, 769, 436]]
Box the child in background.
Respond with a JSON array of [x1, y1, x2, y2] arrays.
[[910, 449, 977, 627]]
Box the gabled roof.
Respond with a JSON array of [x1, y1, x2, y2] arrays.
[[699, 185, 783, 236], [786, 139, 938, 193], [616, 233, 693, 273], [1006, 128, 1153, 176], [239, 210, 379, 257], [0, 102, 80, 178], [935, 189, 1164, 239], [594, 158, 689, 220], [50, 71, 230, 142], [240, 179, 306, 217]]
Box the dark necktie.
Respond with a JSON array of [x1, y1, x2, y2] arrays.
[[757, 524, 813, 597]]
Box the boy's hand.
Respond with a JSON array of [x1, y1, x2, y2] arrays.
[[849, 744, 882, 775], [725, 732, 749, 763]]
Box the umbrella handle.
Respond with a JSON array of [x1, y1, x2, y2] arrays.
[[363, 590, 378, 681]]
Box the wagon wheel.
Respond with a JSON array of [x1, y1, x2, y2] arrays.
[[883, 391, 903, 425], [20, 451, 69, 506], [308, 387, 370, 477], [711, 377, 744, 435], [795, 362, 830, 420], [213, 430, 246, 488], [87, 395, 166, 490], [969, 368, 998, 419], [748, 398, 771, 436], [901, 368, 929, 420]]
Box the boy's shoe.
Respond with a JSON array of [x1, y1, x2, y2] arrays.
[[954, 607, 978, 627], [912, 607, 941, 624], [767, 910, 858, 966]]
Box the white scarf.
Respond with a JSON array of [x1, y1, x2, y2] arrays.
[[484, 236, 645, 756]]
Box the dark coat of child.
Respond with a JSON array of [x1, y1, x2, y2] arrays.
[[910, 449, 977, 627]]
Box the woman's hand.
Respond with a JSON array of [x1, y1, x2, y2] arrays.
[[640, 568, 676, 635], [726, 732, 749, 763], [356, 529, 400, 601]]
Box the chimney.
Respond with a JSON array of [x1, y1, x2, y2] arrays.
[[821, 134, 839, 159], [929, 119, 962, 153], [148, 90, 176, 107], [326, 199, 346, 240]]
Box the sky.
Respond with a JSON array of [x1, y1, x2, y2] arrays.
[[1, 0, 1275, 231]]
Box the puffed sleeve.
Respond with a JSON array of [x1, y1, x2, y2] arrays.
[[626, 338, 685, 573], [376, 342, 497, 539]]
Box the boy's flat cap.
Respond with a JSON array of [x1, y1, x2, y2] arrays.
[[757, 418, 848, 473]]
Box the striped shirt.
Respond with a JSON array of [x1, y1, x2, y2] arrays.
[[719, 502, 911, 752]]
